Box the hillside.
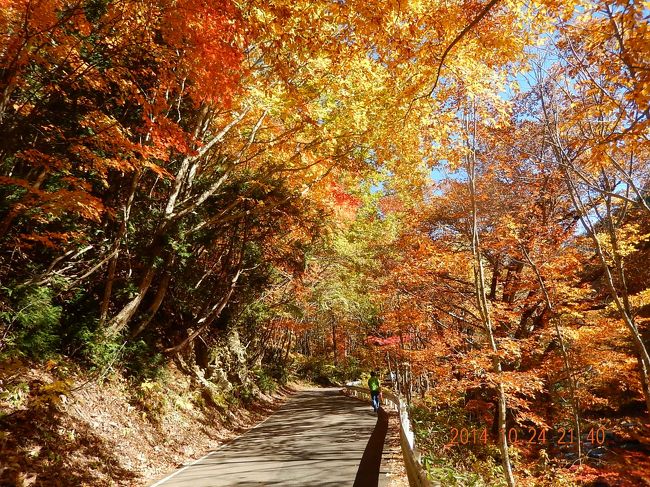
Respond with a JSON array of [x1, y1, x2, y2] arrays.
[[0, 358, 295, 486], [1, 0, 649, 485]]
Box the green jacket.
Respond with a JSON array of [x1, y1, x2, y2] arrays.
[[368, 376, 380, 392]]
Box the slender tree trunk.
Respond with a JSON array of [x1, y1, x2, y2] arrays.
[[131, 269, 172, 338], [543, 90, 650, 415], [466, 108, 516, 487], [520, 245, 582, 463], [99, 255, 118, 325], [393, 356, 402, 396], [386, 352, 396, 392], [106, 260, 158, 336], [489, 258, 500, 301], [284, 330, 292, 363], [164, 268, 242, 353], [100, 172, 141, 326], [561, 159, 650, 415], [332, 319, 338, 365]]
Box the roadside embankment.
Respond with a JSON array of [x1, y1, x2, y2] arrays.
[[0, 359, 297, 486]]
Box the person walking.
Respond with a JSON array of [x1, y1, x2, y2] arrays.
[[368, 371, 381, 412]]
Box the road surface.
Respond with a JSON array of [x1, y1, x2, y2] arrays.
[[151, 388, 388, 487]]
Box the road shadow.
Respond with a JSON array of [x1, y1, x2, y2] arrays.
[[215, 389, 374, 457], [156, 388, 378, 486], [353, 407, 389, 487]]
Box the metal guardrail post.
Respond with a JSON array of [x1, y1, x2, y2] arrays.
[[342, 385, 433, 487]]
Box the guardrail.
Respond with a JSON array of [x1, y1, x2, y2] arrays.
[[342, 385, 433, 487]]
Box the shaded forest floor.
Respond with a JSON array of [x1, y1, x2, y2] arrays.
[[0, 359, 297, 486]]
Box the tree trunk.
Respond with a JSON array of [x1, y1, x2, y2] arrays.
[[100, 171, 141, 325], [332, 320, 338, 365], [106, 262, 158, 336], [99, 255, 118, 325], [489, 258, 500, 301], [131, 269, 172, 338], [164, 268, 242, 353], [521, 245, 582, 463], [543, 89, 650, 415], [466, 108, 516, 487]]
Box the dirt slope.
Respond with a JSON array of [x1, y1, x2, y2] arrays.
[[0, 360, 294, 487]]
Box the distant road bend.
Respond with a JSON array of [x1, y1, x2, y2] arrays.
[[150, 387, 390, 487]]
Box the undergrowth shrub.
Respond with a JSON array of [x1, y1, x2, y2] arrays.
[[75, 328, 123, 372], [410, 401, 506, 487], [69, 322, 165, 382], [122, 339, 166, 382], [0, 381, 30, 411], [253, 366, 277, 394], [295, 355, 340, 385], [134, 379, 169, 422], [3, 285, 62, 360], [232, 383, 255, 405], [198, 386, 229, 411]]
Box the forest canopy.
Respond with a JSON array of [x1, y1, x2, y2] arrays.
[[1, 0, 649, 485]]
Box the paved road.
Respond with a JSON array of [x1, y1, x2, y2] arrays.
[[151, 388, 385, 487]]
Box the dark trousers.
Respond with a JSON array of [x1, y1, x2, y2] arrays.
[[371, 391, 380, 411]]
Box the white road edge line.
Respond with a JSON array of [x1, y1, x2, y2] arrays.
[[148, 390, 302, 486], [149, 449, 217, 487]]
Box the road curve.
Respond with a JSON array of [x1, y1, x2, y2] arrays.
[[151, 387, 384, 487]]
